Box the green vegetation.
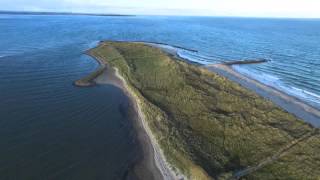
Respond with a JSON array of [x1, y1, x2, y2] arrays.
[[75, 65, 105, 86], [89, 41, 320, 179]]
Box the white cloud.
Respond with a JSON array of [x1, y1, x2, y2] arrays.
[[0, 0, 320, 18]]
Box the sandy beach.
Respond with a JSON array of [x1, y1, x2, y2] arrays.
[[111, 67, 182, 180], [95, 65, 178, 180], [75, 41, 320, 180], [146, 41, 320, 127], [207, 64, 320, 127], [77, 48, 180, 180]]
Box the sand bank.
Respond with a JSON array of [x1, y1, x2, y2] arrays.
[[207, 64, 320, 127], [75, 49, 178, 180]]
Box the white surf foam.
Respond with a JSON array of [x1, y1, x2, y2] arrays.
[[147, 43, 217, 65], [143, 43, 320, 109], [87, 41, 100, 49], [177, 51, 216, 65], [233, 65, 320, 109]]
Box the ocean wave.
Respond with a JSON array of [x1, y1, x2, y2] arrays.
[[292, 87, 320, 100], [87, 41, 100, 49], [154, 44, 320, 109], [233, 65, 280, 84], [153, 43, 178, 52], [147, 43, 217, 65], [182, 51, 218, 61], [233, 65, 320, 109], [177, 51, 216, 65]]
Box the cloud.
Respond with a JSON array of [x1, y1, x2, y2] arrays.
[[0, 0, 319, 18]]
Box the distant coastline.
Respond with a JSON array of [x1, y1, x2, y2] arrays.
[[0, 10, 134, 17]]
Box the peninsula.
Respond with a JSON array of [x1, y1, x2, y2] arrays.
[[76, 41, 320, 179]]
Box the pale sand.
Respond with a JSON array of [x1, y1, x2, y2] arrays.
[[207, 64, 320, 127], [94, 65, 182, 180], [112, 67, 183, 180], [76, 42, 183, 179], [82, 41, 320, 180], [143, 42, 320, 126]]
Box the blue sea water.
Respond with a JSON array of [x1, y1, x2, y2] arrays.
[[0, 14, 319, 179]]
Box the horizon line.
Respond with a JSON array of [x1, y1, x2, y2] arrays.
[[1, 10, 320, 20]]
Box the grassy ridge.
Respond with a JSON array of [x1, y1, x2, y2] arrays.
[[74, 66, 105, 86], [89, 42, 320, 179]]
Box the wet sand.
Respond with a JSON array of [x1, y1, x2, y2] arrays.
[[144, 41, 320, 127], [207, 64, 320, 127], [76, 41, 320, 180], [92, 66, 163, 179], [145, 41, 320, 126], [93, 65, 177, 180], [75, 43, 180, 180]]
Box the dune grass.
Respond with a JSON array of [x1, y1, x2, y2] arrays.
[[89, 41, 320, 179], [75, 66, 105, 86]]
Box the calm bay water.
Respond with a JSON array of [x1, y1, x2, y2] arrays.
[[0, 14, 319, 179]]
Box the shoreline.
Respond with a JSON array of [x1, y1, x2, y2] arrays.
[[143, 41, 320, 127], [207, 64, 320, 127], [75, 46, 178, 180], [75, 41, 320, 179], [100, 40, 198, 53], [74, 50, 106, 87], [145, 41, 320, 127], [112, 67, 182, 180]]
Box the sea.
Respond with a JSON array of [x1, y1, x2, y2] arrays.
[[0, 14, 319, 179]]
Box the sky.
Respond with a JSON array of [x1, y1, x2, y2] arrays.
[[1, 0, 320, 18]]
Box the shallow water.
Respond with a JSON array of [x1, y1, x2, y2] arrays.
[[0, 14, 319, 179]]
